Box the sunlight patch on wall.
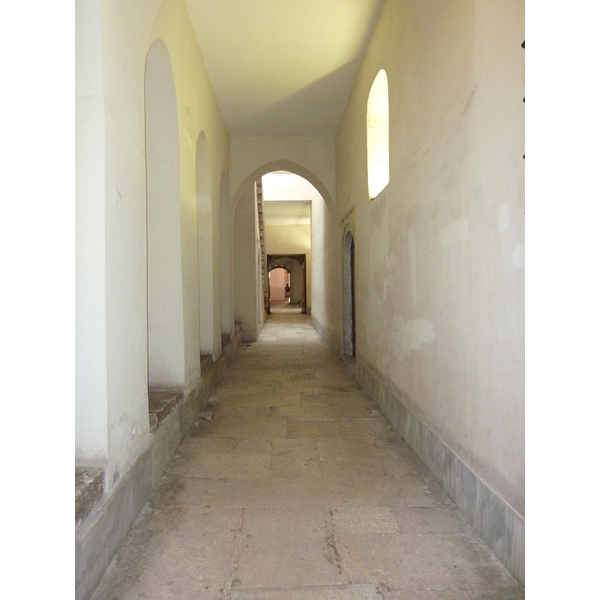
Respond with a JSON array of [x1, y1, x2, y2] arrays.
[[367, 69, 390, 200]]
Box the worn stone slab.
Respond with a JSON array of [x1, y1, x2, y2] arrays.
[[199, 414, 288, 439], [336, 532, 521, 593], [391, 505, 471, 535], [270, 438, 321, 475], [380, 591, 472, 600], [135, 505, 244, 533], [467, 589, 525, 600], [169, 451, 271, 478], [274, 403, 374, 420], [207, 474, 357, 509], [318, 438, 380, 462], [231, 584, 382, 599], [236, 507, 342, 588], [214, 393, 302, 410], [301, 392, 372, 407], [213, 383, 279, 396], [287, 419, 393, 439], [91, 528, 241, 600], [321, 459, 385, 479], [331, 507, 399, 534]]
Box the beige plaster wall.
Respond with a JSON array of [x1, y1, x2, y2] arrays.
[[76, 0, 230, 488], [234, 185, 264, 340], [311, 192, 342, 353], [76, 0, 109, 465], [335, 0, 524, 516]]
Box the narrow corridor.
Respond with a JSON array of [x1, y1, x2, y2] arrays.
[[91, 315, 524, 600]]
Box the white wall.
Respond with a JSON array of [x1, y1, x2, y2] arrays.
[[335, 0, 524, 516], [234, 185, 263, 340], [76, 0, 230, 487], [75, 0, 108, 465], [310, 190, 343, 353]]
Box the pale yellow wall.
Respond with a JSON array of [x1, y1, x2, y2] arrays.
[[335, 0, 524, 517]]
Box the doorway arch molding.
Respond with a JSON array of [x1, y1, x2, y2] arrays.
[[231, 159, 332, 222]]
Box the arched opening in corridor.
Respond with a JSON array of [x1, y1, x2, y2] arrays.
[[145, 40, 185, 394], [233, 169, 321, 337], [262, 171, 315, 315], [343, 229, 356, 357]]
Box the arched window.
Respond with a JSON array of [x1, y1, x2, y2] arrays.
[[367, 69, 389, 200]]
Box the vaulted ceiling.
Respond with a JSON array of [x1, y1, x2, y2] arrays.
[[184, 0, 385, 137]]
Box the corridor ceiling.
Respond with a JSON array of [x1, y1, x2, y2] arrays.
[[184, 0, 385, 136]]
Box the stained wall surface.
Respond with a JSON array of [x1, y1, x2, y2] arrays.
[[334, 0, 524, 518]]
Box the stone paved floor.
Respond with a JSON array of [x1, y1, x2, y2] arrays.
[[91, 313, 525, 600]]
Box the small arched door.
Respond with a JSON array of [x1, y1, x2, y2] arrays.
[[343, 231, 355, 356]]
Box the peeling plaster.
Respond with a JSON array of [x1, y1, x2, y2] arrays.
[[401, 319, 436, 354]]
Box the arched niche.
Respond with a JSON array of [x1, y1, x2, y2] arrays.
[[195, 131, 214, 357], [145, 39, 185, 389], [342, 229, 356, 356]]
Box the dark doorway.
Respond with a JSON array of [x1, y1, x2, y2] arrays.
[[343, 231, 355, 356]]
